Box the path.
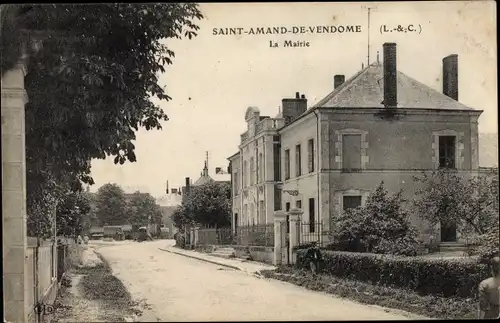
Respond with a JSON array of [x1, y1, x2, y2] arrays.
[[96, 240, 426, 321]]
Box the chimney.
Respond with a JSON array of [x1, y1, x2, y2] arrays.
[[334, 75, 345, 89], [282, 93, 307, 126], [383, 43, 397, 108], [443, 54, 458, 101], [215, 167, 221, 174], [185, 177, 190, 194]]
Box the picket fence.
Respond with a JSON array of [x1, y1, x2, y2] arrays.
[[25, 237, 83, 323]]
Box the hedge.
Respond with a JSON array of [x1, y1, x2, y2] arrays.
[[296, 249, 490, 299]]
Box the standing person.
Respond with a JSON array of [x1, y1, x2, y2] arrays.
[[305, 241, 322, 276], [478, 256, 500, 319]]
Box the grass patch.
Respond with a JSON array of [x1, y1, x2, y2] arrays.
[[79, 253, 132, 302], [77, 252, 136, 321], [261, 266, 477, 320]]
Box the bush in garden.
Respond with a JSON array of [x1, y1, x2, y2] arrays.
[[475, 222, 500, 263], [413, 169, 499, 238], [332, 181, 420, 256], [296, 249, 489, 298]]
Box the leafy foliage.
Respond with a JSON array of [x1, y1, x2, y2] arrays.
[[413, 169, 499, 236], [475, 223, 500, 262], [127, 191, 163, 226], [172, 205, 192, 229], [263, 266, 478, 319], [1, 4, 203, 236], [174, 182, 231, 229], [95, 183, 128, 226], [56, 191, 92, 236], [295, 249, 489, 299], [332, 182, 420, 256]]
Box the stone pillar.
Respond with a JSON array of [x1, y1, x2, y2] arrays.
[[190, 227, 195, 248], [273, 210, 287, 265], [288, 207, 303, 265], [193, 226, 200, 248], [2, 63, 29, 323]]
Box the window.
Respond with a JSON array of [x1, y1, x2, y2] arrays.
[[243, 161, 248, 187], [285, 202, 290, 233], [259, 200, 265, 223], [343, 195, 362, 211], [250, 157, 255, 185], [342, 134, 362, 172], [233, 172, 238, 195], [439, 136, 456, 169], [273, 141, 281, 181], [250, 203, 255, 225], [296, 200, 302, 209], [296, 144, 302, 177], [274, 186, 282, 211], [258, 153, 263, 183], [308, 198, 315, 232], [234, 213, 239, 230], [284, 149, 290, 180], [308, 139, 315, 173]]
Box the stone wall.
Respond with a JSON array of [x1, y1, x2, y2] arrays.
[[195, 244, 274, 265]]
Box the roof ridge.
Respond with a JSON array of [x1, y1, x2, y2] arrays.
[[312, 64, 375, 108]]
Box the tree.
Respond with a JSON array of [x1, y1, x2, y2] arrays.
[[127, 191, 163, 226], [1, 4, 203, 236], [179, 182, 231, 228], [95, 183, 128, 226], [56, 190, 92, 237], [412, 169, 499, 236], [332, 182, 420, 256], [172, 204, 191, 230]]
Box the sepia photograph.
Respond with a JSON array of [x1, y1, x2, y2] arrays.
[[1, 1, 498, 322]]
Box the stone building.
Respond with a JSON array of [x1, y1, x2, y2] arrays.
[[228, 42, 485, 245]]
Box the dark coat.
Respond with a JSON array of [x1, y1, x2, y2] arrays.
[[305, 247, 322, 261]]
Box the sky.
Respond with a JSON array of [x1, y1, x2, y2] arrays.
[[89, 1, 497, 197]]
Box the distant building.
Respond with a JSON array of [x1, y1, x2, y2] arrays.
[[192, 159, 231, 187], [156, 193, 183, 238], [228, 42, 490, 245]]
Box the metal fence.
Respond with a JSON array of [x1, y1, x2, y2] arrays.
[[234, 224, 274, 247], [197, 224, 274, 247], [298, 221, 329, 248]]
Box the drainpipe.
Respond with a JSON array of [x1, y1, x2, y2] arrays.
[[313, 109, 321, 244]]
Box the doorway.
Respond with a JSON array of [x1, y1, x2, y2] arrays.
[[440, 221, 457, 242]]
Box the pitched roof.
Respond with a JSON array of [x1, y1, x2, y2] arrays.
[[192, 174, 214, 186], [313, 63, 473, 110]]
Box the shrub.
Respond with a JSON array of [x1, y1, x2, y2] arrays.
[[296, 249, 489, 299], [475, 223, 500, 263], [332, 182, 420, 256], [261, 266, 477, 319]]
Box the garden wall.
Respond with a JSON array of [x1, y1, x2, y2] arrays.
[[195, 245, 274, 265]]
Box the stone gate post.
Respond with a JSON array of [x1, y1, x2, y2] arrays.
[[273, 210, 287, 265], [288, 207, 303, 265], [190, 227, 195, 249], [193, 226, 200, 248], [2, 63, 29, 323]]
